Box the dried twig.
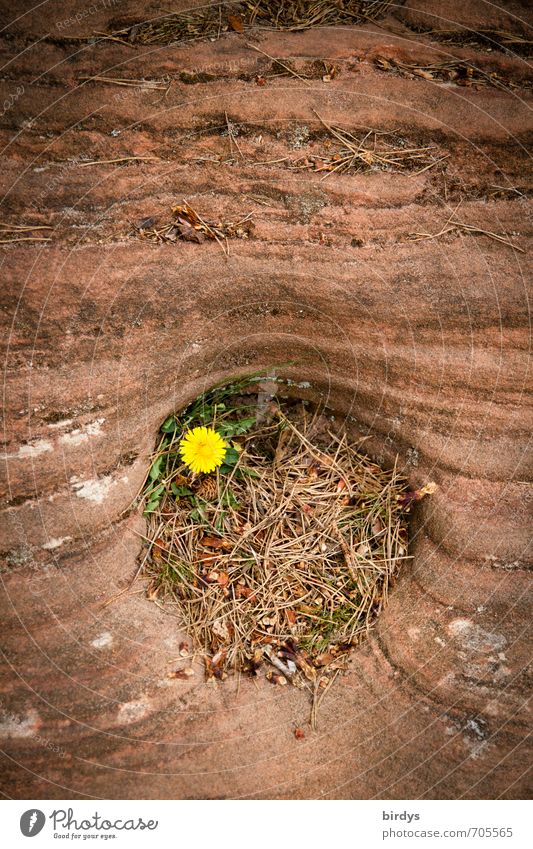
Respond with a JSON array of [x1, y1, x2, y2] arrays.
[[374, 55, 530, 92], [409, 217, 525, 252], [225, 111, 244, 158], [78, 156, 160, 167], [134, 199, 254, 256], [0, 222, 53, 244], [92, 30, 134, 46], [309, 110, 441, 176], [79, 75, 168, 90], [246, 42, 311, 85], [118, 2, 394, 46]]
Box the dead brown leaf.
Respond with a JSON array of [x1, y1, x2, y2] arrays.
[[176, 220, 205, 243], [314, 651, 335, 667], [200, 535, 232, 550], [167, 668, 194, 679], [266, 670, 287, 686], [227, 14, 244, 32], [236, 584, 256, 601], [398, 481, 437, 510]]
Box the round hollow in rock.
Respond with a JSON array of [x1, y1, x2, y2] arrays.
[[138, 376, 422, 692]]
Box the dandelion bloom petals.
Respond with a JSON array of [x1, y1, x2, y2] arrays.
[[179, 426, 227, 474]]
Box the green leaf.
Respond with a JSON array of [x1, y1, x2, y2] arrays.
[[221, 489, 239, 508], [234, 416, 256, 434], [161, 416, 179, 433], [215, 422, 235, 437], [223, 447, 240, 466], [216, 417, 256, 438], [171, 483, 193, 497], [189, 504, 207, 523], [144, 481, 164, 500], [235, 466, 260, 479], [149, 455, 165, 481], [143, 498, 161, 515]]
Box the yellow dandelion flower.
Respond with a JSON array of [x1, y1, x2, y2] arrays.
[[179, 426, 227, 475]]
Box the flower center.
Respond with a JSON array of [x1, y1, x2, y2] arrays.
[[196, 440, 211, 457]]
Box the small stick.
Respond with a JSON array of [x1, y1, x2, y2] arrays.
[[79, 75, 167, 89], [313, 109, 358, 151], [246, 42, 311, 86], [0, 236, 52, 243], [332, 524, 358, 583], [264, 645, 295, 681], [254, 157, 291, 166], [128, 520, 164, 587], [411, 154, 450, 175], [182, 200, 228, 257], [78, 156, 159, 167], [409, 220, 524, 252], [99, 586, 144, 610], [450, 220, 525, 252], [92, 31, 135, 47], [0, 223, 52, 230], [311, 669, 341, 730], [225, 111, 244, 159]]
